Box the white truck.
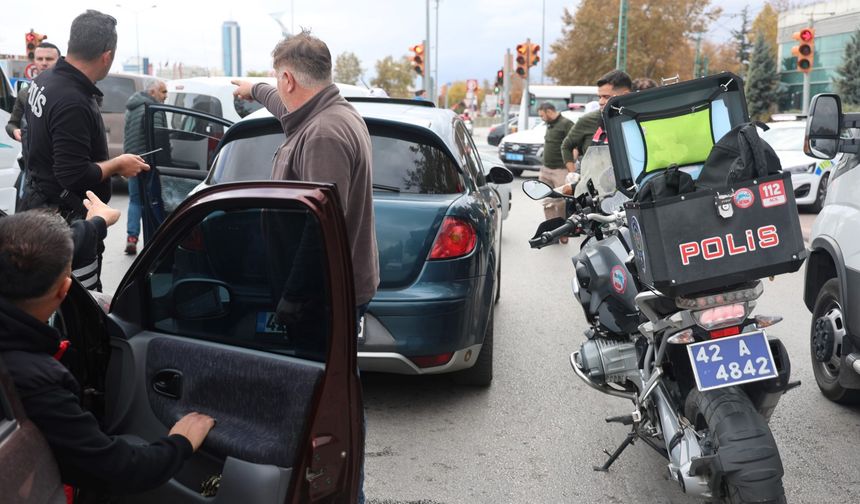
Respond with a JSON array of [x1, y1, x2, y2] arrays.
[[517, 84, 598, 132], [0, 64, 22, 215]]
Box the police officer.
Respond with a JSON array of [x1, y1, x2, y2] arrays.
[[23, 10, 149, 219]]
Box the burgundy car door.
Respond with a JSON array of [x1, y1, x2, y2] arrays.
[[103, 181, 362, 503]]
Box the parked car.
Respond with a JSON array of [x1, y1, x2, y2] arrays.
[[480, 152, 511, 220], [802, 93, 860, 405], [96, 73, 157, 159], [487, 117, 517, 146], [760, 119, 839, 212], [135, 97, 512, 386], [498, 110, 583, 176], [0, 181, 365, 501], [0, 64, 21, 215]]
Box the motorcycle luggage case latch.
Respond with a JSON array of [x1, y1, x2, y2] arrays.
[[715, 193, 734, 219]]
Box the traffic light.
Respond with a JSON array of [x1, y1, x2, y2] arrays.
[[410, 44, 425, 76], [494, 68, 503, 94], [529, 92, 536, 107], [791, 28, 814, 73], [25, 31, 37, 60], [34, 33, 47, 47], [516, 43, 528, 77], [529, 44, 540, 68]]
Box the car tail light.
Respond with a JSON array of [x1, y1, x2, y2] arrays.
[[709, 326, 741, 339], [409, 352, 454, 368], [694, 302, 749, 330], [429, 217, 476, 260]]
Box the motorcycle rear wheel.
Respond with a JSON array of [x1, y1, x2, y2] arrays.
[[684, 387, 786, 504]]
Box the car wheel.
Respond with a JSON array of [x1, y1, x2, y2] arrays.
[[510, 168, 523, 177], [454, 313, 493, 387], [810, 172, 830, 213], [810, 278, 860, 404]]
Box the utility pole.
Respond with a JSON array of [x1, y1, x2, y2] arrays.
[[425, 0, 431, 96], [540, 0, 546, 84], [434, 0, 440, 104], [503, 49, 512, 135], [615, 0, 628, 72], [801, 13, 814, 115], [521, 38, 531, 132], [693, 32, 702, 77]]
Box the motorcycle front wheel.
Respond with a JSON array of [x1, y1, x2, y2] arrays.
[[685, 387, 786, 504]]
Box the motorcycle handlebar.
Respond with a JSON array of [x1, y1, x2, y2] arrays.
[[584, 211, 625, 224], [528, 218, 578, 249]]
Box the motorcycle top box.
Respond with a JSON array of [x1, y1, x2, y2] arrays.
[[602, 73, 806, 296]]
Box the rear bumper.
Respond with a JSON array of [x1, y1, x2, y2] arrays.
[[358, 276, 489, 375]]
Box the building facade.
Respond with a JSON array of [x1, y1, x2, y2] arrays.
[[777, 0, 860, 110], [222, 21, 242, 77]]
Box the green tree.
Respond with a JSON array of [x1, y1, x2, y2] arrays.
[[334, 52, 363, 85], [834, 29, 860, 106], [370, 56, 415, 98], [246, 70, 270, 77], [746, 30, 779, 121], [546, 0, 720, 84], [731, 6, 752, 76]]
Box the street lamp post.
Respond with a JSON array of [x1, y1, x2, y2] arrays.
[[116, 3, 157, 74]]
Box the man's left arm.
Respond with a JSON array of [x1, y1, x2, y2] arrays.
[[5, 90, 27, 139]]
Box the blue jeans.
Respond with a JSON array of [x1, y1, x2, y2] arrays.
[[356, 303, 368, 504], [126, 175, 142, 238]]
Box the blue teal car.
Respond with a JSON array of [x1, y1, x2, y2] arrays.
[[138, 97, 512, 386]]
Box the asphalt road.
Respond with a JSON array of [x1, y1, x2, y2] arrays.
[[98, 151, 851, 504]]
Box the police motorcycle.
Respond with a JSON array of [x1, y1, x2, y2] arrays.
[[524, 74, 806, 503]]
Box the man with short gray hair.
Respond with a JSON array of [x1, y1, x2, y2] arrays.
[[232, 30, 377, 504]]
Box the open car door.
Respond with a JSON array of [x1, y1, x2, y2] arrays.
[[66, 181, 362, 503], [139, 104, 234, 241]]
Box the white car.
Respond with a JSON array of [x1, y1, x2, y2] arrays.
[[167, 77, 372, 123], [761, 120, 839, 212], [498, 110, 583, 177], [0, 65, 22, 215], [802, 93, 860, 404]]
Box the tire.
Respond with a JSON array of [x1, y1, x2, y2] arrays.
[[684, 387, 785, 504], [810, 278, 860, 404], [810, 171, 830, 213], [454, 313, 493, 387], [510, 168, 523, 177]]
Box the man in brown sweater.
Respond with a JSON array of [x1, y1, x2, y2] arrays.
[[232, 31, 377, 504]]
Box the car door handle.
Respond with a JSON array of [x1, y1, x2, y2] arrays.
[[152, 369, 183, 399]]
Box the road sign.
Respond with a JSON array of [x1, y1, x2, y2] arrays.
[[23, 63, 37, 79], [466, 79, 478, 91]]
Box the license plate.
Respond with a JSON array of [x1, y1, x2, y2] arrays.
[[506, 153, 524, 161], [256, 312, 287, 334], [687, 331, 778, 391]]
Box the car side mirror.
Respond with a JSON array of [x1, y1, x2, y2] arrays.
[[487, 166, 514, 184], [805, 94, 842, 159], [171, 279, 231, 320], [522, 179, 560, 200]]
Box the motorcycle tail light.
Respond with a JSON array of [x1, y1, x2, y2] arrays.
[[694, 302, 749, 330], [429, 217, 477, 260], [709, 326, 741, 339], [675, 282, 763, 309]]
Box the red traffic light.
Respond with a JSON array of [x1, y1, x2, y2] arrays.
[[799, 28, 813, 42], [497, 70, 504, 80], [26, 33, 36, 43]]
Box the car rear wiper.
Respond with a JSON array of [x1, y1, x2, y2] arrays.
[[373, 183, 401, 193]]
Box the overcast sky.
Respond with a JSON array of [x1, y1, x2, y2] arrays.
[[3, 0, 769, 85]]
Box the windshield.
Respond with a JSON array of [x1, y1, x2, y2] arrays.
[[210, 129, 464, 194], [760, 126, 804, 151]]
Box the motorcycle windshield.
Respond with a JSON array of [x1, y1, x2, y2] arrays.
[[575, 145, 617, 199]]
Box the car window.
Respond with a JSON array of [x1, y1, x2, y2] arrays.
[[760, 126, 804, 151], [97, 76, 136, 113], [529, 98, 568, 116], [234, 97, 264, 119], [453, 123, 483, 188], [371, 132, 463, 194], [211, 133, 282, 184], [171, 93, 224, 126], [146, 205, 331, 362]]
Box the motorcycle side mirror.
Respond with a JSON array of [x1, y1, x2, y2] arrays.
[[522, 180, 559, 200], [804, 94, 841, 159]]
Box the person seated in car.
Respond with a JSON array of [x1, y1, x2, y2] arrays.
[[0, 204, 215, 496]]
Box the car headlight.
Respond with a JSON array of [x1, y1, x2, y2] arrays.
[[783, 163, 815, 174], [498, 144, 504, 156]]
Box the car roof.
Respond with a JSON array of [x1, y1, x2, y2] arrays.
[[242, 99, 460, 154], [168, 77, 372, 97]]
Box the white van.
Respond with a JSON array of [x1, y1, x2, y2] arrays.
[[518, 84, 598, 131], [0, 65, 22, 215], [166, 77, 373, 123]]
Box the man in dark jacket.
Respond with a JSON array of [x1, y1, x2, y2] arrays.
[[5, 43, 61, 142], [22, 10, 149, 219], [0, 210, 215, 495], [122, 78, 167, 255], [537, 102, 574, 240]]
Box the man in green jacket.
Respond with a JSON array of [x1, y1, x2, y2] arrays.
[[122, 78, 166, 255], [538, 102, 574, 239], [561, 70, 632, 172]]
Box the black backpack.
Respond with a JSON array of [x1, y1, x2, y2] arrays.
[[696, 122, 782, 191], [634, 164, 696, 203]]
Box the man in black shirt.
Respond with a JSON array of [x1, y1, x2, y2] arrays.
[[0, 210, 215, 495], [23, 10, 149, 219]]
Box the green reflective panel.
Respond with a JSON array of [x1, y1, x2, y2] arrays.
[[640, 108, 713, 174]]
